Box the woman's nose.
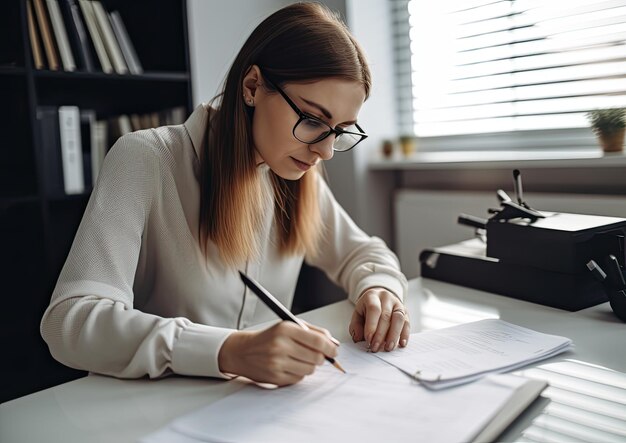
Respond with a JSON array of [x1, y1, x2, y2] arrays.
[[309, 135, 335, 161]]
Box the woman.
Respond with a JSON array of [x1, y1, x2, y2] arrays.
[[41, 2, 409, 386]]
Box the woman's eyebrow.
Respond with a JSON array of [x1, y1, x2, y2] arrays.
[[300, 97, 332, 119], [299, 97, 357, 125]]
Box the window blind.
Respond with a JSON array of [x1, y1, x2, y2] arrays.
[[394, 0, 626, 141]]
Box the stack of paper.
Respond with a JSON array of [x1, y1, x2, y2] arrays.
[[375, 318, 572, 389], [141, 319, 570, 442], [142, 344, 547, 443]]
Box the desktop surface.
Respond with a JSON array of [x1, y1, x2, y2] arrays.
[[1, 278, 625, 443]]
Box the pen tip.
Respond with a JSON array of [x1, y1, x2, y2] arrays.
[[333, 361, 346, 374]]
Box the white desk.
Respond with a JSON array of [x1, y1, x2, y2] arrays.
[[2, 278, 625, 443]]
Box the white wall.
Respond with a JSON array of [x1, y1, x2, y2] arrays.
[[188, 0, 350, 105], [187, 0, 293, 106], [326, 0, 398, 244]]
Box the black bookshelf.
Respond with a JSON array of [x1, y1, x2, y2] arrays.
[[0, 0, 193, 403]]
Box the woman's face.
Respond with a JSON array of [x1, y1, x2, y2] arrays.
[[244, 68, 366, 180]]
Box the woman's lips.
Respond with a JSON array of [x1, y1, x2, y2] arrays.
[[291, 157, 312, 171]]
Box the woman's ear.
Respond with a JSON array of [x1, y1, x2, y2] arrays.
[[242, 65, 262, 106]]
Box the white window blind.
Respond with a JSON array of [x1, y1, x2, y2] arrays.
[[393, 0, 626, 145]]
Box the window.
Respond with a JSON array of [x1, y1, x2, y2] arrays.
[[392, 0, 626, 150]]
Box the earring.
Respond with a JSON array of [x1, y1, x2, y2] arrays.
[[243, 94, 254, 106]]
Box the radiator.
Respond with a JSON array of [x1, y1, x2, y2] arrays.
[[394, 189, 626, 278]]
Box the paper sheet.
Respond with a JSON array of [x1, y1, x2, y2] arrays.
[[141, 344, 536, 443], [375, 319, 571, 389]]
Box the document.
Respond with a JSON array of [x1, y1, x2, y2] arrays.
[[141, 343, 547, 443], [374, 319, 572, 389]]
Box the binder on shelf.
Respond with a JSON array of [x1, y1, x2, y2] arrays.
[[33, 0, 60, 70], [27, 0, 45, 69], [36, 107, 64, 197], [79, 109, 97, 189], [109, 11, 143, 75], [58, 106, 85, 195], [78, 0, 112, 73], [91, 120, 108, 185], [45, 0, 76, 71], [57, 0, 96, 72], [37, 106, 103, 195]]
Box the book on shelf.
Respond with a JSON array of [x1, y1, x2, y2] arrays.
[[78, 0, 112, 73], [26, 0, 143, 75], [57, 0, 96, 72], [32, 0, 60, 70], [107, 114, 130, 143], [167, 106, 187, 125], [58, 106, 85, 194], [149, 112, 160, 128], [45, 0, 76, 71], [129, 114, 141, 131], [27, 0, 45, 69], [120, 114, 133, 135], [91, 0, 128, 74], [109, 10, 143, 75], [139, 113, 151, 130], [107, 107, 188, 142]]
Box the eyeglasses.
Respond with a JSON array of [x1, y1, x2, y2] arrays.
[[261, 71, 368, 152]]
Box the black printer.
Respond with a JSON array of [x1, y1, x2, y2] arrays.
[[420, 170, 626, 313]]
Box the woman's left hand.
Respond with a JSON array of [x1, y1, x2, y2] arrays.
[[349, 287, 410, 352]]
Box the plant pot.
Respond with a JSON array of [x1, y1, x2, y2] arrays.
[[399, 137, 416, 157], [381, 140, 394, 158], [598, 129, 625, 153]]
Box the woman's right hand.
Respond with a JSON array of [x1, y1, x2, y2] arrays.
[[218, 321, 338, 386]]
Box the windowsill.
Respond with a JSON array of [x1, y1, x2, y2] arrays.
[[369, 149, 626, 170]]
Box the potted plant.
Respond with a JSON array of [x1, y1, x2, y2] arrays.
[[586, 108, 625, 153], [399, 134, 417, 157], [381, 139, 394, 158]]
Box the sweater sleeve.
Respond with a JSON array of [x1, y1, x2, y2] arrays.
[[306, 177, 408, 305], [40, 132, 234, 380]]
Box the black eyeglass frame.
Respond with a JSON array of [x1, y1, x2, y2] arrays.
[[260, 71, 368, 152]]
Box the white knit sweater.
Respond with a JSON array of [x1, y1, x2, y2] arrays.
[[40, 104, 407, 380]]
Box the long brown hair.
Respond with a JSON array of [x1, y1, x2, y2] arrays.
[[200, 2, 371, 268]]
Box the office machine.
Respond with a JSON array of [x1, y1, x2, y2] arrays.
[[420, 170, 626, 316]]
